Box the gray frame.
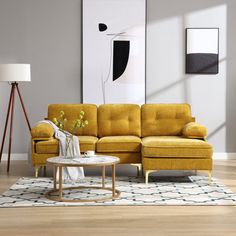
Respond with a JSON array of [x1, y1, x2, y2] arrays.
[[185, 27, 219, 74]]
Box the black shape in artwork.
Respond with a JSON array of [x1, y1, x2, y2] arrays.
[[113, 40, 130, 81], [98, 23, 107, 32], [186, 53, 219, 74]]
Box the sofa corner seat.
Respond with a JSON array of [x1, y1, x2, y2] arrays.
[[141, 104, 213, 184]]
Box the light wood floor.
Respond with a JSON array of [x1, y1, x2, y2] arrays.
[[0, 160, 236, 236]]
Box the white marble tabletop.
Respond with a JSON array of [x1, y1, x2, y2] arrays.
[[47, 155, 120, 166]]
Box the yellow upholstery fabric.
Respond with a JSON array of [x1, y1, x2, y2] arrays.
[[98, 104, 141, 137], [31, 123, 54, 140], [31, 103, 213, 174], [36, 139, 59, 154], [78, 136, 98, 152], [143, 157, 212, 170], [97, 136, 141, 153], [141, 104, 195, 137], [97, 152, 141, 164], [35, 136, 98, 154], [142, 136, 212, 158], [182, 122, 207, 138], [32, 152, 57, 165], [48, 104, 97, 136]]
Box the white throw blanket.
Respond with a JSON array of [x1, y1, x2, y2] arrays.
[[38, 120, 84, 182]]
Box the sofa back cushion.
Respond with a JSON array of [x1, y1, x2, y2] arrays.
[[141, 104, 195, 137], [48, 104, 97, 136], [98, 104, 141, 137]]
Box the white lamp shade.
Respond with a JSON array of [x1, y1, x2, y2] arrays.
[[0, 64, 31, 82]]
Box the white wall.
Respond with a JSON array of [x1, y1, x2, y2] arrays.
[[0, 0, 236, 153], [0, 0, 82, 153], [147, 0, 236, 152]]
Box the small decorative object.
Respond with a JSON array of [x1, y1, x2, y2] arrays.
[[186, 28, 219, 74], [82, 0, 146, 104], [83, 150, 95, 158], [52, 111, 88, 158]]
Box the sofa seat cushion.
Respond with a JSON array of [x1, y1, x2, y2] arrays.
[[35, 136, 98, 154], [97, 136, 141, 153], [36, 139, 59, 154], [78, 136, 98, 152], [142, 136, 212, 158]]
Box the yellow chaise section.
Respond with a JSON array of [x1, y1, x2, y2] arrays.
[[141, 104, 213, 184], [142, 136, 212, 158]]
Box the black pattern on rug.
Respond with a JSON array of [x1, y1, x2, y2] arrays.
[[0, 176, 236, 207]]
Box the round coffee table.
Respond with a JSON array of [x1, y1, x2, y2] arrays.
[[45, 155, 120, 202]]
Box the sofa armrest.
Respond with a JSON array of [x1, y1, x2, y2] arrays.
[[31, 123, 54, 140], [182, 122, 207, 139]]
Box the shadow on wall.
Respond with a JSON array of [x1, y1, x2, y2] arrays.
[[147, 0, 236, 152], [207, 122, 226, 140], [148, 0, 228, 23], [146, 57, 226, 103]]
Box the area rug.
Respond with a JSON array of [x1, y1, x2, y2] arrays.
[[0, 176, 236, 207]]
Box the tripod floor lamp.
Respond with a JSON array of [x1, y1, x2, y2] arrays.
[[0, 64, 31, 172]]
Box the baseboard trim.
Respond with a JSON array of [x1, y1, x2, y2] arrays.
[[1, 153, 236, 161], [213, 153, 236, 160]]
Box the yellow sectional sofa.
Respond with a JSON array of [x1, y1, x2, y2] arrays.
[[31, 103, 213, 183]]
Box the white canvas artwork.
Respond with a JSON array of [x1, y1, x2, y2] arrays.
[[187, 28, 218, 54], [82, 0, 146, 104]]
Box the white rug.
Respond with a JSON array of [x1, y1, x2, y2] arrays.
[[0, 176, 236, 207]]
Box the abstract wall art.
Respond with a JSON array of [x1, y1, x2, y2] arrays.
[[186, 28, 219, 74], [82, 0, 146, 104]]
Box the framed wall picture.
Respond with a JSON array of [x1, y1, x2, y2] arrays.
[[186, 28, 219, 74], [82, 0, 146, 104]]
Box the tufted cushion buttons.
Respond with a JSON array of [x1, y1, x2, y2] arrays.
[[48, 104, 98, 136], [141, 104, 194, 137], [98, 104, 141, 137]]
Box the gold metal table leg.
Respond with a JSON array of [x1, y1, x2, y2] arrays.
[[112, 164, 116, 197], [53, 165, 57, 191], [102, 166, 105, 188], [45, 163, 121, 202], [59, 166, 62, 200], [35, 165, 39, 178]]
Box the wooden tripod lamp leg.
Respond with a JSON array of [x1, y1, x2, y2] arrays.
[[0, 82, 31, 172], [0, 85, 14, 162], [7, 84, 16, 172], [15, 84, 31, 131]]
